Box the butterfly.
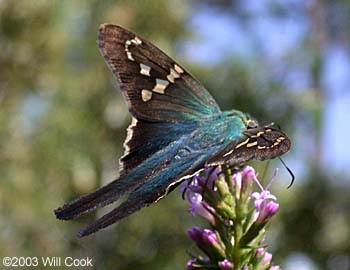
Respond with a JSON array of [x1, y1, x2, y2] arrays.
[[54, 24, 291, 237]]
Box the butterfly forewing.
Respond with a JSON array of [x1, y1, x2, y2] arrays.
[[98, 24, 221, 122]]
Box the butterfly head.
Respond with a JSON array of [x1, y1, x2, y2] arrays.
[[214, 122, 291, 167], [246, 124, 290, 157], [237, 114, 290, 158]]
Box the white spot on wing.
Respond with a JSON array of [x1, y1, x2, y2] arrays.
[[174, 64, 184, 74], [153, 79, 169, 94], [235, 138, 250, 149], [223, 150, 234, 157], [167, 68, 180, 83], [123, 117, 137, 153], [126, 51, 134, 61], [155, 168, 205, 203], [133, 36, 142, 45], [119, 117, 138, 170], [140, 63, 151, 76], [141, 89, 153, 102], [125, 36, 142, 62]]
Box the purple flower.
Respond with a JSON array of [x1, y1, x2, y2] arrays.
[[187, 259, 196, 270], [187, 259, 198, 270], [219, 259, 233, 269], [269, 266, 281, 270], [241, 166, 256, 189], [188, 226, 205, 246], [182, 168, 218, 225], [188, 227, 226, 259], [187, 193, 216, 225], [183, 168, 218, 195], [199, 167, 219, 189], [252, 190, 277, 210], [185, 166, 281, 269], [202, 229, 218, 245], [232, 172, 242, 190], [255, 201, 279, 224], [257, 247, 265, 256], [232, 166, 256, 199], [264, 252, 273, 266], [182, 182, 202, 195], [252, 168, 278, 197], [251, 168, 279, 223], [202, 257, 210, 263], [242, 166, 256, 180], [256, 248, 272, 266]]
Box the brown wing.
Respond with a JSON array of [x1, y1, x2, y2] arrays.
[[98, 24, 221, 122]]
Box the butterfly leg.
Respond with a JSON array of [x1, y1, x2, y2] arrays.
[[181, 177, 195, 200], [200, 166, 217, 197]]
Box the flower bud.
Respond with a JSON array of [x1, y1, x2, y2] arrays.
[[269, 266, 281, 270], [241, 166, 255, 199], [232, 172, 242, 199], [188, 226, 205, 246], [257, 247, 265, 257], [219, 259, 233, 269], [202, 229, 218, 245], [255, 201, 279, 224], [264, 252, 272, 266], [185, 166, 281, 269], [187, 259, 198, 270]]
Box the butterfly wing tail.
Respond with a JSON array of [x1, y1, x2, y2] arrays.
[[54, 175, 135, 221], [77, 181, 164, 237], [77, 153, 208, 237], [55, 133, 191, 222]]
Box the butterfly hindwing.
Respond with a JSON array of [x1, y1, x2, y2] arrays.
[[98, 24, 221, 122], [119, 119, 198, 176], [77, 149, 209, 237]]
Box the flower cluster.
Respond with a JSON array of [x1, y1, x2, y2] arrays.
[[183, 166, 281, 270]]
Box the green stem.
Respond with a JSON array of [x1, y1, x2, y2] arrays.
[[232, 215, 244, 269], [222, 165, 245, 269], [223, 165, 234, 194]]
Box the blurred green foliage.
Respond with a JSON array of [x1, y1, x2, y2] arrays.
[[0, 1, 348, 270]]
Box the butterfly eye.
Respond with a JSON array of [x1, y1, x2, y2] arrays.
[[246, 119, 258, 129]]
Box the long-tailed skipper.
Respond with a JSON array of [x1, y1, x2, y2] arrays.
[[54, 24, 291, 237]]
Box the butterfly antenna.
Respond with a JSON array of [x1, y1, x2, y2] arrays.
[[278, 157, 295, 188]]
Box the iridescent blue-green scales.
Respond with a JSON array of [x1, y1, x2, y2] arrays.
[[55, 24, 291, 237]]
